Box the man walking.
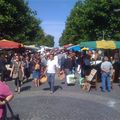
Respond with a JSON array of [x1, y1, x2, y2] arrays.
[[45, 54, 57, 94], [101, 56, 113, 92]]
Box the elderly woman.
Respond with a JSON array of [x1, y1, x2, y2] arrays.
[[0, 80, 14, 120]]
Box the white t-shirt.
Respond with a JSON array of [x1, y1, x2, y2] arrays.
[[47, 59, 56, 73]]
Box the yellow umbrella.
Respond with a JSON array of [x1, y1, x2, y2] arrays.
[[81, 47, 89, 51]]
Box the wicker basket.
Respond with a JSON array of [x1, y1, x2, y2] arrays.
[[39, 75, 47, 84]]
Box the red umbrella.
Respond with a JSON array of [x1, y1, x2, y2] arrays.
[[63, 44, 73, 48], [0, 39, 23, 49]]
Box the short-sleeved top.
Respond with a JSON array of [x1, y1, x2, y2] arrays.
[[0, 81, 13, 118], [47, 60, 56, 74], [101, 61, 113, 73]]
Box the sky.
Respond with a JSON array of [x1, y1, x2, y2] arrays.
[[28, 0, 78, 47]]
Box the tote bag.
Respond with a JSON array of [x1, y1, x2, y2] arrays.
[[5, 102, 20, 120], [39, 75, 48, 84]]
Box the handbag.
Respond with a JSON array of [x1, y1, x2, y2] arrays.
[[5, 102, 20, 120], [66, 74, 76, 84], [58, 71, 65, 80], [39, 75, 47, 84], [12, 72, 18, 79]]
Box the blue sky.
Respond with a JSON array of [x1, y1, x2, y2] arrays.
[[28, 0, 78, 47]]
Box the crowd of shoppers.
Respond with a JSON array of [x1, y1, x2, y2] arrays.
[[0, 49, 120, 93], [0, 49, 119, 93], [0, 48, 120, 119]]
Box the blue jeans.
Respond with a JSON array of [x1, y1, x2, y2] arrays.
[[101, 72, 111, 91], [47, 73, 55, 92]]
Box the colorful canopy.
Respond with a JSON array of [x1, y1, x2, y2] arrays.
[[80, 40, 120, 49], [0, 39, 23, 49], [81, 47, 89, 51], [67, 45, 81, 51], [63, 44, 73, 48]]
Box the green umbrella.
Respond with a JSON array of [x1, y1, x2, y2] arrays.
[[80, 40, 120, 49]]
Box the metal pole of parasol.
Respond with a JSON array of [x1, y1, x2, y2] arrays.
[[102, 31, 105, 40], [113, 8, 120, 58], [114, 9, 120, 12]]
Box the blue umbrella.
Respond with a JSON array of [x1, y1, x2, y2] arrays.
[[68, 45, 81, 51], [89, 48, 94, 51]]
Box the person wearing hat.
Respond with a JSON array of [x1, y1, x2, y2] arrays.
[[101, 56, 113, 92]]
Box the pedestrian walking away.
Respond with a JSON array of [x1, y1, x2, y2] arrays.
[[101, 56, 113, 92]]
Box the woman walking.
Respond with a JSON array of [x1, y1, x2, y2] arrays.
[[10, 55, 24, 94], [32, 59, 41, 87], [24, 56, 30, 81]]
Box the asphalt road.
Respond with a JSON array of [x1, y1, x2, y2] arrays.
[[6, 79, 120, 120]]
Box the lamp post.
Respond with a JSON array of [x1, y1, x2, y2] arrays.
[[114, 9, 120, 12], [102, 31, 105, 40]]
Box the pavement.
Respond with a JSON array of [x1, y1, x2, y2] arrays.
[[6, 78, 120, 120]]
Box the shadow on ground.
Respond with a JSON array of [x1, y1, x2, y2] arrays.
[[24, 78, 33, 83], [21, 86, 31, 92], [43, 85, 63, 92]]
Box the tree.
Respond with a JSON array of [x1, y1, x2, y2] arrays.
[[0, 0, 45, 44], [39, 34, 54, 47], [59, 0, 120, 46], [45, 35, 54, 47]]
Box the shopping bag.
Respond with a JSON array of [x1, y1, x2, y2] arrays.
[[6, 115, 20, 120], [66, 74, 76, 84], [39, 75, 48, 84], [79, 77, 84, 85], [77, 65, 81, 74], [58, 71, 66, 80], [5, 102, 20, 120]]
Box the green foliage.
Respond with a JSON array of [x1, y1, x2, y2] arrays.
[[0, 0, 45, 44], [39, 34, 54, 47], [59, 0, 120, 46], [45, 35, 54, 47]]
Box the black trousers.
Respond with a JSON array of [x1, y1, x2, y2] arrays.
[[14, 78, 21, 87]]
